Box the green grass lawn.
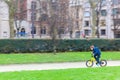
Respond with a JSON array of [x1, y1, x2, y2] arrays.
[[0, 52, 120, 65], [0, 66, 120, 80]]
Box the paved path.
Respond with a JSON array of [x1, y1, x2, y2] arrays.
[[0, 61, 120, 72]]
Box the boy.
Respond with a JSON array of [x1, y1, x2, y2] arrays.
[[90, 45, 101, 65]]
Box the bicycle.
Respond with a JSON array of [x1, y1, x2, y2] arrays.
[[86, 54, 107, 67]]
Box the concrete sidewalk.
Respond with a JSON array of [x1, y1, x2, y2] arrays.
[[0, 61, 120, 72]]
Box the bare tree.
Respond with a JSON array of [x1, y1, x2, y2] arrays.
[[47, 0, 70, 53], [89, 0, 102, 38], [89, 0, 97, 38], [5, 0, 25, 38], [48, 0, 59, 54], [57, 0, 69, 39], [96, 0, 102, 38], [5, 0, 18, 38]]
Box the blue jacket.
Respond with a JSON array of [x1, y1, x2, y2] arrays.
[[93, 47, 101, 55]]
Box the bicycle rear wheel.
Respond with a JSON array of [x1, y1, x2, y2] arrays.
[[86, 60, 93, 67], [100, 60, 107, 67]]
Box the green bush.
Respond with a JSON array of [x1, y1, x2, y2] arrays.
[[0, 39, 119, 53]]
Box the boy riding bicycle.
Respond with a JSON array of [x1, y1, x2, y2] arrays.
[[90, 45, 101, 66]]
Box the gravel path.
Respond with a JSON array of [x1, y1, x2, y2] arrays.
[[0, 61, 120, 72]]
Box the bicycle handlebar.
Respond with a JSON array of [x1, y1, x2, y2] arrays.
[[91, 53, 94, 57]]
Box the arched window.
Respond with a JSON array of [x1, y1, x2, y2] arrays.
[[41, 27, 46, 34], [20, 28, 26, 36], [31, 27, 36, 34]]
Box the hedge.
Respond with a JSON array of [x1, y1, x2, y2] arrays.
[[0, 39, 120, 53]]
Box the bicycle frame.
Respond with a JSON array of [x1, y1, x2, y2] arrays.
[[90, 53, 96, 61], [90, 57, 96, 62]]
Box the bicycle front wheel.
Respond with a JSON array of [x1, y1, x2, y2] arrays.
[[100, 60, 107, 67], [86, 60, 93, 67]]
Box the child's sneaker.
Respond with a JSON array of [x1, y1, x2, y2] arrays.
[[96, 63, 100, 67]]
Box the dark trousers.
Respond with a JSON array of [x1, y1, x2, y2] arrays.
[[94, 54, 100, 64]]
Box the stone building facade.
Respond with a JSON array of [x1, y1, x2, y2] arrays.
[[0, 0, 10, 39], [14, 0, 120, 39]]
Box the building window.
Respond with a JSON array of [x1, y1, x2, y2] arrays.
[[84, 2, 90, 8], [112, 0, 120, 5], [31, 12, 36, 21], [59, 27, 65, 34], [101, 10, 107, 16], [84, 30, 91, 36], [75, 31, 80, 38], [101, 29, 106, 35], [51, 0, 58, 10], [51, 0, 56, 2], [22, 13, 27, 20], [76, 9, 79, 18], [70, 0, 81, 6], [31, 1, 37, 9], [40, 14, 48, 22], [100, 20, 106, 26], [31, 27, 36, 34], [41, 27, 46, 35], [101, 0, 106, 6], [84, 21, 89, 27], [113, 19, 120, 26], [42, 1, 47, 11], [112, 8, 119, 15], [84, 11, 90, 17], [3, 31, 7, 37], [76, 21, 79, 28], [31, 1, 37, 21]]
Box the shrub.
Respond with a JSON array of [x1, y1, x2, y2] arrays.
[[0, 39, 119, 53]]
